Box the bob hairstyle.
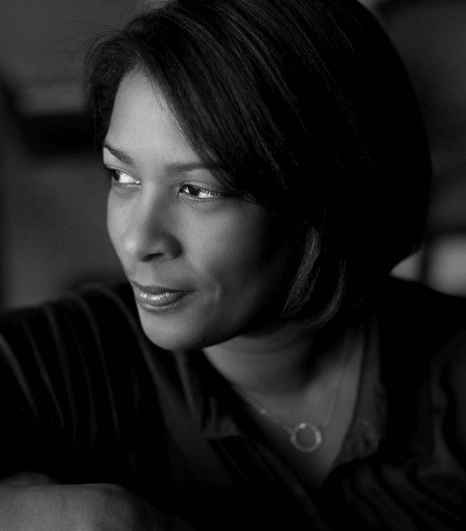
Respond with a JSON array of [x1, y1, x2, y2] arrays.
[[86, 0, 431, 330]]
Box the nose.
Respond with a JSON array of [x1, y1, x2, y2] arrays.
[[110, 192, 182, 263]]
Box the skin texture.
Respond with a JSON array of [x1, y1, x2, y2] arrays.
[[0, 479, 195, 530], [104, 70, 290, 352]]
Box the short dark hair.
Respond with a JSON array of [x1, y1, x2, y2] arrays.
[[86, 0, 431, 330]]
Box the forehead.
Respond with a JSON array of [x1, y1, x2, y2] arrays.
[[105, 71, 198, 164]]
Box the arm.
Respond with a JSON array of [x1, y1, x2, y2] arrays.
[[0, 285, 197, 529], [0, 477, 196, 530]]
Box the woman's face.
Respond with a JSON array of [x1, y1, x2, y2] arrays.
[[104, 71, 290, 351]]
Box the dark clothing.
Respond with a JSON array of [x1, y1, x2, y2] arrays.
[[0, 277, 465, 529]]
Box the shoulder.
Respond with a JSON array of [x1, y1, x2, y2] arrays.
[[377, 275, 465, 310], [373, 276, 465, 351], [0, 281, 137, 330], [372, 277, 466, 461], [0, 282, 156, 372], [371, 276, 466, 381]]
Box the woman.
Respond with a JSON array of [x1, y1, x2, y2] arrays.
[[0, 0, 465, 529]]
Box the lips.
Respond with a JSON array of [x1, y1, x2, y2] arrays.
[[131, 281, 193, 311]]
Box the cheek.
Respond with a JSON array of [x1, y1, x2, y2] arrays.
[[107, 205, 117, 249], [107, 197, 125, 259], [189, 208, 286, 294]]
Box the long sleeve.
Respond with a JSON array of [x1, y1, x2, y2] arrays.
[[0, 283, 157, 484]]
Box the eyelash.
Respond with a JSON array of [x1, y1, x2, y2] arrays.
[[105, 168, 227, 202], [106, 168, 139, 188], [179, 184, 224, 201]]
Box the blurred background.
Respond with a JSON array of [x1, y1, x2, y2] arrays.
[[0, 0, 465, 309], [0, 0, 138, 308]]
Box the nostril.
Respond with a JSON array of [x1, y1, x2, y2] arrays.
[[122, 229, 182, 262]]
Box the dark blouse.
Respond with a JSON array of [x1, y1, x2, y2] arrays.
[[0, 277, 465, 529]]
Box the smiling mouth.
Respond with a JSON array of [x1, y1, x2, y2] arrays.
[[131, 282, 193, 311]]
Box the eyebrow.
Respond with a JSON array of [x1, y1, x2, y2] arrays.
[[103, 141, 217, 174], [103, 142, 134, 165]]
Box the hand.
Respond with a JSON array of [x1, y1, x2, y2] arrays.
[[0, 478, 196, 530]]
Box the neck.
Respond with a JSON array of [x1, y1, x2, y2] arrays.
[[203, 320, 346, 396]]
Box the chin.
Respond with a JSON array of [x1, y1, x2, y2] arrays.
[[143, 328, 204, 352], [137, 309, 213, 351]]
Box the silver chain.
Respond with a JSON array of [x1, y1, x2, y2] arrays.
[[234, 342, 350, 453]]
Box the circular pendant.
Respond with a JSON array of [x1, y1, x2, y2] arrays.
[[290, 422, 323, 452]]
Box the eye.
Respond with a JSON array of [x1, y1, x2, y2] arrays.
[[179, 184, 225, 201], [105, 168, 140, 188]]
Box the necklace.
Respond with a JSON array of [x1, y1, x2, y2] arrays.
[[234, 343, 350, 453]]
